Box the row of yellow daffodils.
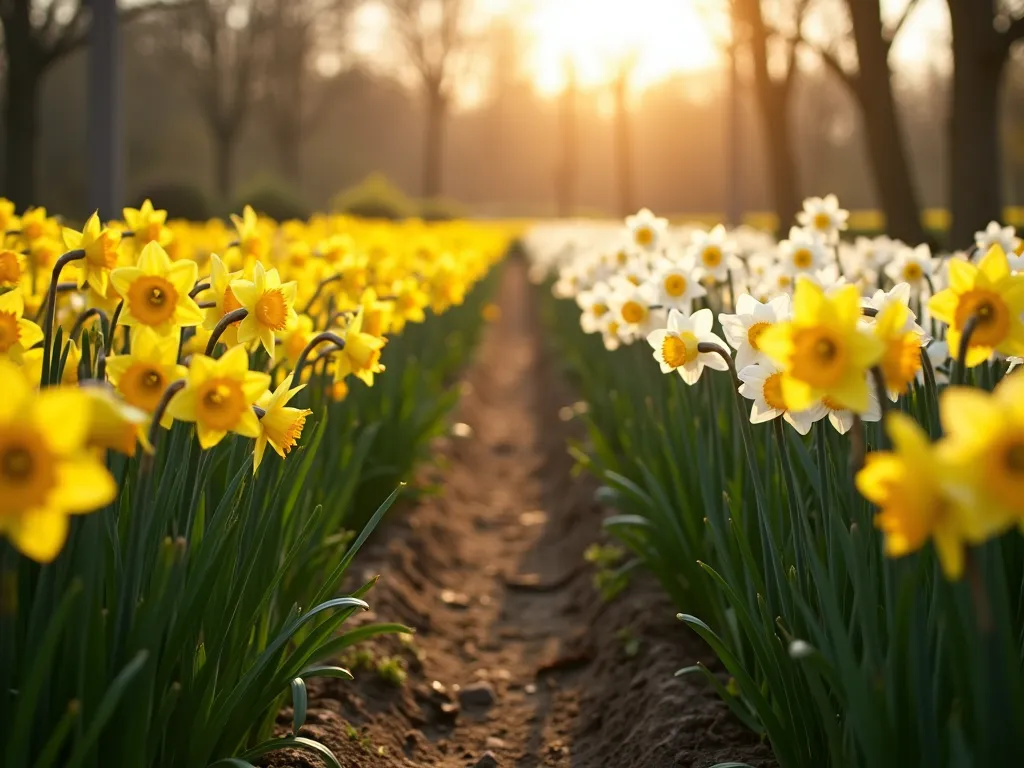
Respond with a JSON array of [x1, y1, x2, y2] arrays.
[[0, 200, 509, 564]]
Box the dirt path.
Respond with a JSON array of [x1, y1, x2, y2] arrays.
[[272, 259, 772, 768]]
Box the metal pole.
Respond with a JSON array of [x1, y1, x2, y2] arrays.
[[88, 0, 123, 220]]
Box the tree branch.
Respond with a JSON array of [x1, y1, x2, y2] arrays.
[[883, 0, 921, 50]]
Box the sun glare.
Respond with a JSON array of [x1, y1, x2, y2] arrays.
[[524, 0, 720, 96]]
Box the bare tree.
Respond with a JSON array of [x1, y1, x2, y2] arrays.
[[555, 57, 577, 218], [945, 0, 1024, 247], [155, 0, 271, 201], [799, 0, 925, 244], [733, 0, 808, 233], [0, 0, 171, 207], [384, 0, 470, 199], [259, 0, 350, 188], [610, 54, 638, 218]]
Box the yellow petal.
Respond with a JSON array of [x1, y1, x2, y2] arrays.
[[780, 374, 815, 412], [34, 390, 90, 454], [979, 244, 1011, 283], [166, 388, 197, 422], [0, 287, 25, 316], [828, 372, 869, 413], [792, 278, 825, 324], [927, 289, 958, 325], [174, 297, 205, 327], [832, 285, 862, 327], [234, 407, 261, 439], [8, 509, 69, 563], [229, 279, 259, 309], [110, 266, 142, 298], [253, 434, 268, 473], [241, 370, 271, 402], [933, 527, 965, 580], [885, 412, 931, 458], [138, 241, 172, 275], [940, 387, 999, 440], [51, 456, 118, 513], [213, 344, 250, 379], [17, 318, 44, 349], [166, 259, 198, 296], [187, 353, 218, 386], [756, 323, 793, 366], [946, 259, 977, 294], [196, 422, 227, 449]]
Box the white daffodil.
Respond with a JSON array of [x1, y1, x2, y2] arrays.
[[820, 383, 882, 434], [778, 226, 829, 276], [625, 208, 668, 253], [600, 313, 623, 351], [608, 280, 663, 343], [553, 265, 582, 299], [575, 282, 614, 335], [690, 224, 737, 282], [719, 293, 791, 371], [863, 283, 925, 335], [647, 257, 706, 313], [796, 194, 849, 242], [884, 243, 934, 294], [1008, 356, 1023, 373], [975, 221, 1016, 256], [646, 308, 730, 385], [737, 362, 823, 435]]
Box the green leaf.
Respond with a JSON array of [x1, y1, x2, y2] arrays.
[[239, 736, 343, 768], [290, 677, 307, 735]]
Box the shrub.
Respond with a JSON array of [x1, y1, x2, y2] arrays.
[[233, 178, 313, 222], [332, 174, 413, 221], [132, 182, 212, 221]]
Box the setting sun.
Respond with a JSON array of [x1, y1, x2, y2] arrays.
[[522, 0, 721, 95]]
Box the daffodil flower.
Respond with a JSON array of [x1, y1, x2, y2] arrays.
[[0, 362, 118, 563], [83, 387, 151, 457], [719, 293, 791, 371], [759, 278, 884, 413], [871, 301, 925, 400], [0, 248, 25, 287], [201, 254, 245, 348], [62, 212, 122, 297], [625, 208, 668, 252], [122, 199, 172, 248], [230, 261, 298, 359], [737, 362, 824, 435], [110, 242, 204, 335], [230, 205, 269, 263], [927, 245, 1024, 367], [105, 326, 189, 426], [0, 288, 44, 365], [166, 344, 270, 449], [332, 308, 387, 387], [857, 412, 978, 580], [939, 374, 1024, 535], [253, 380, 312, 472], [646, 308, 730, 385]]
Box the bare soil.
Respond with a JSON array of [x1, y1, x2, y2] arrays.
[[267, 259, 774, 768]]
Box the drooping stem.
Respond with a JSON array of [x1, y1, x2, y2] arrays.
[[140, 380, 186, 476], [189, 280, 211, 299], [953, 313, 980, 387], [205, 308, 248, 356], [69, 307, 109, 344], [291, 332, 347, 389], [301, 273, 342, 315], [105, 300, 124, 355], [697, 341, 740, 390], [41, 249, 86, 387]]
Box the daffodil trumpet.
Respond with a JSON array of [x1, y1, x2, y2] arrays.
[[41, 248, 85, 387], [290, 331, 347, 388], [205, 307, 248, 356]]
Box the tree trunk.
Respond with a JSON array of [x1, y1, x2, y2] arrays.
[[613, 73, 634, 217], [274, 122, 302, 188], [947, 23, 1005, 248], [555, 66, 577, 218], [760, 85, 800, 233], [422, 88, 446, 199], [213, 128, 235, 203], [847, 1, 925, 244], [3, 59, 40, 209]]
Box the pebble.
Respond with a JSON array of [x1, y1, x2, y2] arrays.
[[472, 751, 499, 768], [485, 736, 507, 749], [440, 589, 470, 608], [458, 680, 497, 709]]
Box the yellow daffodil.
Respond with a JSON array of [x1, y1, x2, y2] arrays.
[[166, 344, 270, 449], [110, 241, 203, 335], [230, 205, 269, 263], [0, 197, 18, 234], [20, 207, 50, 243], [856, 412, 975, 579], [0, 248, 25, 287], [872, 301, 924, 400], [122, 199, 172, 248], [83, 386, 151, 457], [62, 340, 81, 384], [281, 314, 314, 367], [0, 288, 44, 365], [253, 380, 312, 472], [62, 212, 122, 297], [356, 287, 394, 338], [759, 278, 884, 413], [0, 363, 117, 563], [201, 254, 245, 348], [333, 308, 386, 387], [230, 261, 298, 359], [105, 326, 188, 427], [940, 374, 1024, 534], [927, 245, 1024, 366], [391, 278, 429, 333]]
